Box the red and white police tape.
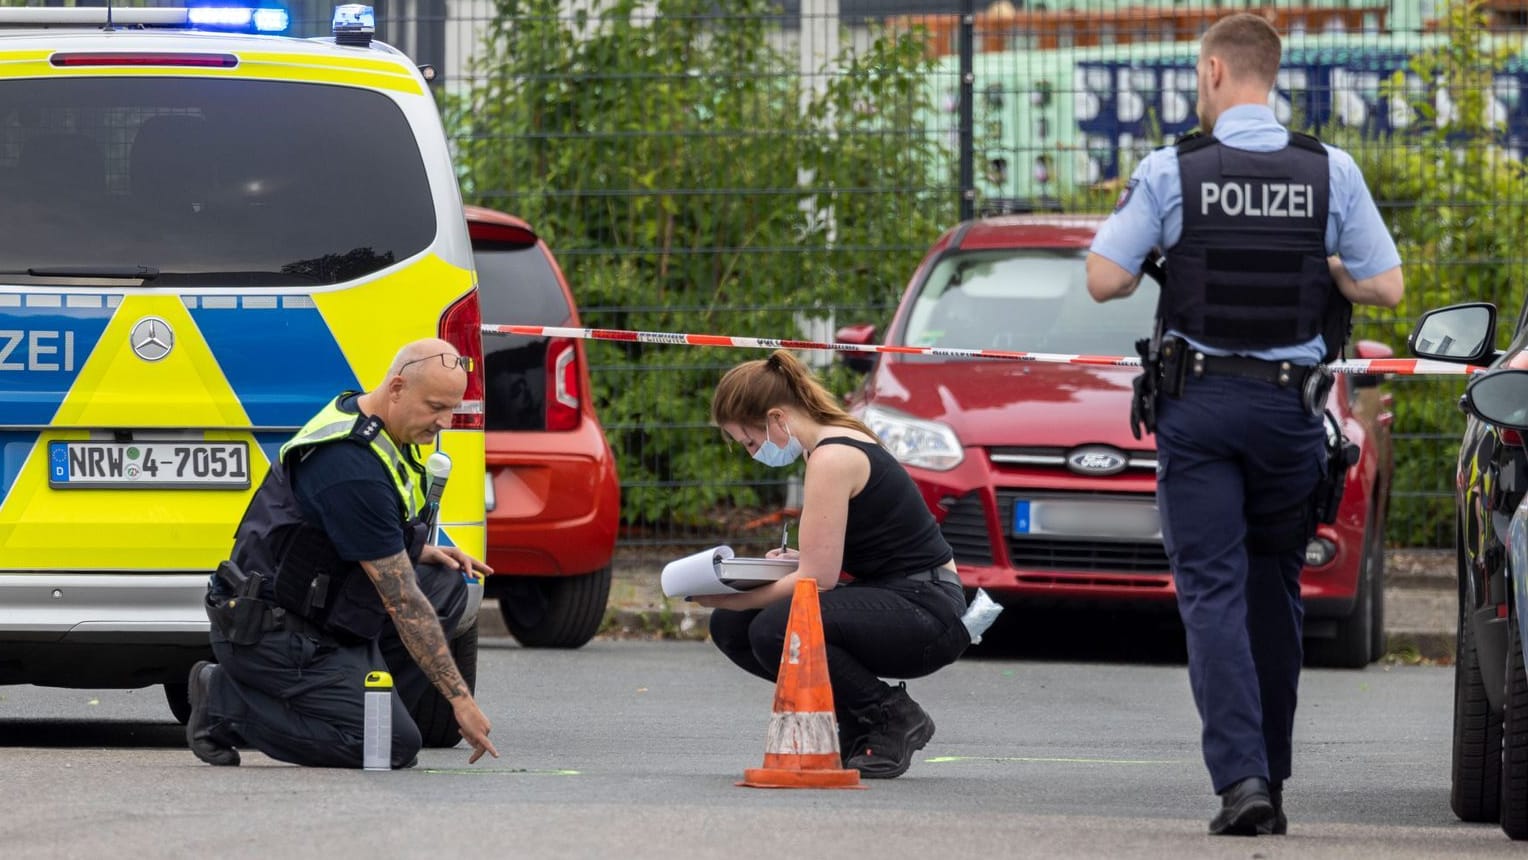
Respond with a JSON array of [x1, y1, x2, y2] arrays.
[[480, 323, 1486, 377]]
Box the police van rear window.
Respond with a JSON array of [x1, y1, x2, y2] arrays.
[[0, 77, 435, 285]]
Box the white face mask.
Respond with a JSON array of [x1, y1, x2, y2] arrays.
[[751, 418, 802, 468]]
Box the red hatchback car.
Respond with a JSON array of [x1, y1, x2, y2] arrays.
[[468, 205, 620, 648], [838, 214, 1395, 667]]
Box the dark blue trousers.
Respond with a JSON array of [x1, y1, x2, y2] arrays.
[[1155, 373, 1325, 794]]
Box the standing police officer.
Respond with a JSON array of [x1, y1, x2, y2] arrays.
[[1086, 13, 1403, 836], [186, 338, 499, 768]]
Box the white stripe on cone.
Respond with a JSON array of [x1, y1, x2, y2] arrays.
[[764, 711, 840, 755]]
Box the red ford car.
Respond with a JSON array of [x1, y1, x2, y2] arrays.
[[468, 206, 620, 648], [837, 214, 1394, 667]]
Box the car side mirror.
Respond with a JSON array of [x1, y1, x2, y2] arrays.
[[834, 322, 878, 375], [1463, 369, 1528, 431], [1409, 302, 1498, 365]]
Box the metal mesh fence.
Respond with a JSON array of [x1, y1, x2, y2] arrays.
[[179, 0, 1528, 551], [430, 0, 1527, 552]]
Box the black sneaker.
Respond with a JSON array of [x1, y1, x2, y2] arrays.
[[186, 661, 239, 766], [843, 683, 935, 780], [837, 714, 867, 768]]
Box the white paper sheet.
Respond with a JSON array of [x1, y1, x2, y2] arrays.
[[660, 545, 739, 597]]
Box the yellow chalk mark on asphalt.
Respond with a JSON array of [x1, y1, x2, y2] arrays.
[[420, 768, 582, 776], [925, 755, 1178, 765]]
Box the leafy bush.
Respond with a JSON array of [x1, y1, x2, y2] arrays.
[[449, 0, 955, 528]]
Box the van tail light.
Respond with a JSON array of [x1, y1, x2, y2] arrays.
[[547, 338, 581, 432], [439, 290, 485, 430], [1504, 429, 1524, 446]]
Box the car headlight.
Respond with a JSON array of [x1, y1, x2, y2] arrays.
[[863, 404, 964, 471]]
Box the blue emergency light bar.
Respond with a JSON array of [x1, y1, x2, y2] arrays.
[[332, 4, 375, 46], [186, 6, 290, 33]]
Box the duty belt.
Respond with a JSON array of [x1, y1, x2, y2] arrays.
[[1188, 352, 1317, 389], [905, 567, 962, 587]]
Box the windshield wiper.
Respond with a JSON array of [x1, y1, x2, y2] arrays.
[[22, 265, 160, 279]]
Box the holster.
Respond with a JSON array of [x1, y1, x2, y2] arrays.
[[1130, 337, 1159, 440], [207, 559, 280, 646], [1158, 336, 1188, 397], [1312, 417, 1360, 525]]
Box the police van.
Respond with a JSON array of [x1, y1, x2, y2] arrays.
[[0, 5, 485, 735]]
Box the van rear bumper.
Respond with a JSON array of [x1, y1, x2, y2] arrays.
[[0, 573, 211, 688], [0, 573, 209, 640]]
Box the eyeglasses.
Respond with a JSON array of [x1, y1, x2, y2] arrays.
[[398, 352, 475, 374]]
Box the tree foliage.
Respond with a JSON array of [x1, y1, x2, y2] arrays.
[[448, 0, 954, 527]]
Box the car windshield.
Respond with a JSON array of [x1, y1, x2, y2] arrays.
[[0, 77, 435, 285], [899, 249, 1158, 357]]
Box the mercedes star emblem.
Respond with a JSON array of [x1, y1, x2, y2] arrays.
[[130, 317, 174, 362]]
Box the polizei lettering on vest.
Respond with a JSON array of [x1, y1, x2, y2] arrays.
[[1199, 182, 1312, 218]]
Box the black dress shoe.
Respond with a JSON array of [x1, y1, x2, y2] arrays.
[[1258, 781, 1288, 835], [1208, 776, 1274, 836]]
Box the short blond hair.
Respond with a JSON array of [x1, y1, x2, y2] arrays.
[[1201, 13, 1281, 88]]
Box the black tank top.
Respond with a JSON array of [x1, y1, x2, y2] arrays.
[[814, 436, 954, 580]]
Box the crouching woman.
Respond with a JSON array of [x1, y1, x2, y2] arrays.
[[699, 349, 970, 779]]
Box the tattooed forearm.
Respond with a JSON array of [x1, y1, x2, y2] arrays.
[[363, 553, 470, 702]]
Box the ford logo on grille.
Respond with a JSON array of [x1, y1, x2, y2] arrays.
[[1066, 445, 1128, 476]]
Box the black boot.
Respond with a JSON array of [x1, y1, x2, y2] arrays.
[[843, 683, 935, 779], [1258, 781, 1287, 835], [1208, 776, 1273, 836], [186, 661, 239, 766]]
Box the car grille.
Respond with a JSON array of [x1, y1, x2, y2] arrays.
[[939, 492, 993, 566], [1005, 540, 1171, 575], [988, 446, 1157, 474]]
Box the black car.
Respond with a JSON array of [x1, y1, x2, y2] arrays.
[[1409, 301, 1528, 831]]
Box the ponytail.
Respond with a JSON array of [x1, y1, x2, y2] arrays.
[[712, 349, 878, 442]]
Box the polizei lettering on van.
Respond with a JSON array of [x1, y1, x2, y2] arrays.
[[1199, 182, 1314, 218], [0, 329, 75, 371]]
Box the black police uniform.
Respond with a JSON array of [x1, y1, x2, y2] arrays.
[[197, 393, 466, 768]]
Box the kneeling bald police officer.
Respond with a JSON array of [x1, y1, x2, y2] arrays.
[[1085, 13, 1403, 835], [187, 338, 498, 768]]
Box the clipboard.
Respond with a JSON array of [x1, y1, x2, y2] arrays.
[[660, 545, 798, 597]]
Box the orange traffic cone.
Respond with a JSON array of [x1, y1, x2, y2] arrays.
[[739, 578, 863, 789]]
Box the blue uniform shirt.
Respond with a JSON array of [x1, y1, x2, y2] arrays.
[[1090, 103, 1402, 364]]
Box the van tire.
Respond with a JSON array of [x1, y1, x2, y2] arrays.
[[165, 681, 191, 725], [414, 621, 479, 749], [499, 567, 612, 649]]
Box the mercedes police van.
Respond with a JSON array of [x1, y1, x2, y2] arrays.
[[0, 5, 485, 733]]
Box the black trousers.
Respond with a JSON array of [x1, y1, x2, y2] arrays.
[[709, 576, 969, 717], [203, 563, 467, 769]]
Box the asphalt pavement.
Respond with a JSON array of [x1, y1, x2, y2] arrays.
[[485, 547, 1459, 660], [0, 639, 1511, 859]]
